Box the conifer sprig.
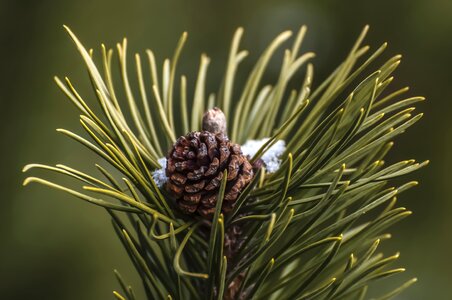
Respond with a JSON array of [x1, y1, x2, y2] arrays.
[[23, 25, 427, 299]]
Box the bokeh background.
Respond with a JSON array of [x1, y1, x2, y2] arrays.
[[1, 0, 450, 299]]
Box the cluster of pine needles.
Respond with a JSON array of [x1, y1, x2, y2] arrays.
[[23, 25, 427, 299]]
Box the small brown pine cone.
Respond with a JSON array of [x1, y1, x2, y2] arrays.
[[224, 224, 244, 260], [166, 131, 254, 218]]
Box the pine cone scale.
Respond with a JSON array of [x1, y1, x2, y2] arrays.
[[185, 180, 206, 193], [205, 157, 220, 176], [183, 193, 202, 204], [170, 173, 186, 185], [205, 172, 223, 191]]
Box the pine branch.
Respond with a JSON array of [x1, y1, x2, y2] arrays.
[[23, 25, 426, 299]]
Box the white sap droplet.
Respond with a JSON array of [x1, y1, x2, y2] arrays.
[[241, 138, 286, 173], [152, 157, 168, 188]]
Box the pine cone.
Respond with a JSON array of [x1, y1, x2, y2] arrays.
[[166, 131, 253, 218], [224, 224, 245, 260]]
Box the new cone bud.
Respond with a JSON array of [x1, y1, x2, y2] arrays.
[[202, 107, 227, 135], [166, 108, 254, 218]]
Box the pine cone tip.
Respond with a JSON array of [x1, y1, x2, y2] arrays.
[[202, 107, 227, 136]]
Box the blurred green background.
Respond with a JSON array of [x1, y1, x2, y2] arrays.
[[1, 0, 450, 299]]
